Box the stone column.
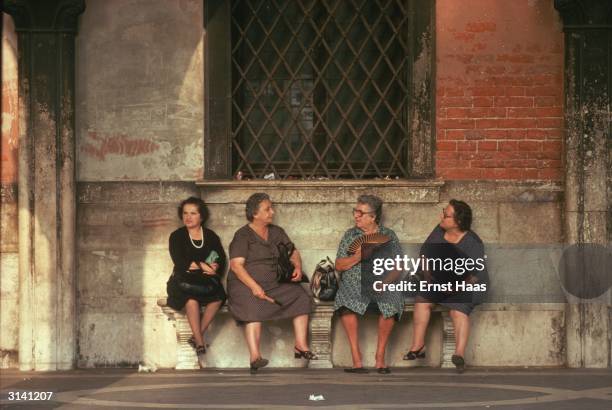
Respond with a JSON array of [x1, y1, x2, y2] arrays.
[[554, 0, 611, 368], [2, 0, 85, 370]]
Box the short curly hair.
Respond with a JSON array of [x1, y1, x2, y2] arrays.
[[245, 193, 271, 222], [357, 194, 383, 224], [449, 199, 472, 231], [177, 197, 209, 225]]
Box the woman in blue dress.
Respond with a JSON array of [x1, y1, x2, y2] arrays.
[[335, 194, 404, 374]]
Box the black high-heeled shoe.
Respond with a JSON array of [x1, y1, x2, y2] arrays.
[[403, 345, 426, 360], [451, 354, 465, 373], [249, 357, 269, 374], [294, 347, 317, 360], [195, 345, 207, 369], [188, 336, 197, 349], [188, 336, 209, 350]]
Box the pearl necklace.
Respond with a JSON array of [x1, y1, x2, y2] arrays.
[[189, 227, 204, 249]]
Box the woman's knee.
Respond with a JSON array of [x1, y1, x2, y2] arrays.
[[207, 300, 223, 307], [415, 302, 433, 312], [340, 311, 358, 323], [245, 321, 262, 330], [185, 298, 199, 308], [450, 309, 469, 321]]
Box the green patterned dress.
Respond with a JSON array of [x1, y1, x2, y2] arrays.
[[334, 225, 404, 319]]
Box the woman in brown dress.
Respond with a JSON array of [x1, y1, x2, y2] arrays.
[[228, 193, 314, 372]]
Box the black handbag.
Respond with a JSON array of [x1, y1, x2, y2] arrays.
[[276, 242, 308, 283], [174, 269, 223, 298], [310, 257, 339, 301]]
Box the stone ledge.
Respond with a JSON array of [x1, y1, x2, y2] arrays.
[[76, 180, 564, 205], [196, 180, 444, 204]]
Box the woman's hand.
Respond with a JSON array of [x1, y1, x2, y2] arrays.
[[251, 284, 267, 299], [189, 262, 200, 270], [199, 262, 217, 275], [250, 284, 279, 305], [335, 251, 362, 272], [290, 268, 303, 282]]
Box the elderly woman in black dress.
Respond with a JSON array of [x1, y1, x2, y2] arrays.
[[404, 199, 488, 373], [228, 193, 314, 372], [167, 197, 226, 359]]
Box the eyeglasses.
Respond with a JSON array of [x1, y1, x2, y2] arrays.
[[352, 208, 375, 217], [441, 208, 454, 219]]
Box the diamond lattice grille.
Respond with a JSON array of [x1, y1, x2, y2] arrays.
[[231, 0, 410, 179]]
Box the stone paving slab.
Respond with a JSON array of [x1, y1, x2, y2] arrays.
[[1, 368, 611, 409]]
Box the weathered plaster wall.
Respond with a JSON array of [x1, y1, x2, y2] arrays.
[[436, 0, 564, 180], [75, 0, 204, 181], [1, 12, 19, 369]]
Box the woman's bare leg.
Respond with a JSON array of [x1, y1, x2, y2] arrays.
[[199, 300, 223, 343], [244, 322, 263, 363], [375, 315, 395, 368], [410, 302, 433, 351], [292, 314, 310, 351], [450, 309, 470, 357], [340, 313, 362, 368], [185, 299, 204, 346]]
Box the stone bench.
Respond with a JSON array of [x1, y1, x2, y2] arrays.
[[157, 298, 456, 369]]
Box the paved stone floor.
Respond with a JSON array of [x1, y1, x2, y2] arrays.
[[1, 368, 611, 409]]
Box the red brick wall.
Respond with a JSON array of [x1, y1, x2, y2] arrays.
[[436, 0, 564, 180]]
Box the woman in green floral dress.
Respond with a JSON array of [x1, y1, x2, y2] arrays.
[[335, 195, 404, 374]]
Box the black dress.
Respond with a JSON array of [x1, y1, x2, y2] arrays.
[[166, 226, 227, 310], [416, 225, 489, 315]]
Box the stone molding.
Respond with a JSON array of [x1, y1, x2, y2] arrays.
[[76, 180, 565, 205], [196, 180, 444, 204]]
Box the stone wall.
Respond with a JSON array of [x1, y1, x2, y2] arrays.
[[76, 180, 565, 368]]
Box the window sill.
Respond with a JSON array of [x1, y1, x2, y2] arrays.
[[196, 179, 444, 204]]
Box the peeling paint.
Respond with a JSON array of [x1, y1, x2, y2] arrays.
[[81, 131, 160, 161]]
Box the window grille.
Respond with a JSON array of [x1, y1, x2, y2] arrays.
[[230, 0, 411, 179]]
